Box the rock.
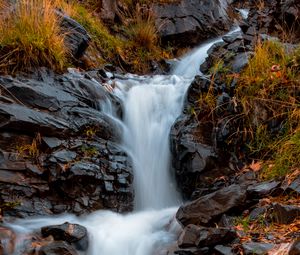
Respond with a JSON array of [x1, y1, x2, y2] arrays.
[[154, 0, 233, 46], [242, 242, 275, 255], [289, 239, 300, 255], [178, 225, 237, 248], [57, 11, 90, 59], [38, 241, 78, 255], [175, 247, 210, 255], [249, 206, 269, 221], [214, 245, 234, 255], [99, 0, 118, 24], [247, 180, 281, 198], [0, 69, 134, 218], [272, 203, 300, 224], [178, 225, 201, 248], [176, 184, 246, 226], [0, 227, 16, 255], [196, 228, 236, 248], [41, 222, 88, 251], [285, 177, 300, 196]]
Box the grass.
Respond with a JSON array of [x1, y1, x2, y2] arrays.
[[0, 0, 68, 73], [0, 0, 170, 74], [236, 40, 300, 179]]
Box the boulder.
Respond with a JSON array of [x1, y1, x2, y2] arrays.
[[176, 184, 246, 226], [41, 222, 88, 251], [153, 0, 233, 46]]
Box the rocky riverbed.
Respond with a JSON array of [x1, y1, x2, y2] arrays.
[[0, 0, 300, 254]]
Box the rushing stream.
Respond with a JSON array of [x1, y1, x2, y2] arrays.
[[6, 27, 242, 255]]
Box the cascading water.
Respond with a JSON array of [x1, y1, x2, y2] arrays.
[[6, 27, 242, 255]]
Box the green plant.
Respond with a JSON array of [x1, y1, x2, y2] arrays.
[[80, 145, 98, 157]]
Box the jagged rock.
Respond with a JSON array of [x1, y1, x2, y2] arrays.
[[247, 180, 281, 198], [41, 222, 88, 251], [242, 242, 274, 255], [154, 0, 233, 46], [178, 225, 237, 248], [38, 241, 78, 255], [57, 11, 90, 59], [0, 69, 133, 218], [272, 203, 300, 224], [176, 184, 246, 226]]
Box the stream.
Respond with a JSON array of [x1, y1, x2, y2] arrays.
[[6, 26, 243, 255]]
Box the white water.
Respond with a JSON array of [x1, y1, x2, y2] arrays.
[[7, 28, 239, 255]]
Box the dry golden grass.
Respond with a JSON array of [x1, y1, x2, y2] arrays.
[[0, 0, 68, 73], [236, 39, 300, 179]]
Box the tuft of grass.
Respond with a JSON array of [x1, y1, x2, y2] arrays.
[[236, 40, 300, 179], [0, 0, 68, 73]]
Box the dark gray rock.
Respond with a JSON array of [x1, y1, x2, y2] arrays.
[[272, 203, 300, 224], [242, 242, 274, 255], [57, 11, 90, 59], [41, 222, 88, 251], [0, 69, 134, 218], [247, 180, 281, 198], [154, 0, 233, 46], [176, 184, 246, 226]]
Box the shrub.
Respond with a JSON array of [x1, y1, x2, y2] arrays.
[[0, 0, 68, 73]]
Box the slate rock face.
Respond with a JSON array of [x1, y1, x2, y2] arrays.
[[153, 0, 233, 46], [0, 68, 133, 218]]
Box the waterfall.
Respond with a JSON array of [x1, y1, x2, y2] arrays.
[[7, 28, 240, 255]]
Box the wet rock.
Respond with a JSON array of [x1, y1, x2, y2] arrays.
[[41, 222, 88, 251], [0, 226, 16, 255], [247, 180, 281, 198], [289, 239, 300, 255], [154, 0, 233, 46], [242, 242, 274, 255], [38, 241, 78, 255], [176, 184, 246, 226], [272, 203, 300, 224]]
